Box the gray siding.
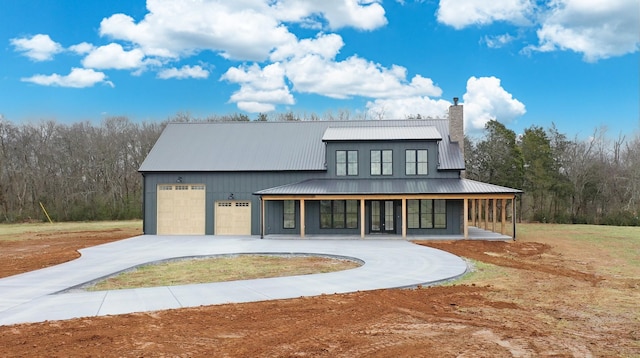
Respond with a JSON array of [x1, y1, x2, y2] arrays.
[[143, 171, 325, 235], [325, 141, 457, 179]]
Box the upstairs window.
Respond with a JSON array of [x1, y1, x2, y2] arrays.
[[406, 149, 428, 175], [371, 150, 392, 176], [336, 150, 358, 176]]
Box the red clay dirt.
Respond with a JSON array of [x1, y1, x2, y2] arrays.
[[0, 228, 638, 357]]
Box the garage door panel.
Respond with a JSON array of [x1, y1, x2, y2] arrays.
[[157, 184, 205, 235], [215, 201, 251, 235]]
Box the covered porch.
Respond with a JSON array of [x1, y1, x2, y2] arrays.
[[255, 178, 521, 240]]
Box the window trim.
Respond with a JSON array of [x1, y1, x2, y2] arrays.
[[320, 200, 358, 229], [407, 199, 447, 229], [405, 149, 428, 175], [283, 200, 295, 229], [336, 150, 358, 176], [370, 149, 393, 176]]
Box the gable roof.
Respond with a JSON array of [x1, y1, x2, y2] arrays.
[[139, 119, 465, 172]]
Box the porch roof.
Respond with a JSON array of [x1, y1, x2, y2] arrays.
[[254, 178, 522, 196]]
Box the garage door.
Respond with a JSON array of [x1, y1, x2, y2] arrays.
[[215, 201, 251, 235], [157, 184, 206, 235]]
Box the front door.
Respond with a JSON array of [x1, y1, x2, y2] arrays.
[[370, 200, 395, 233]]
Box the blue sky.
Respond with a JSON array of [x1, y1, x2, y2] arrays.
[[1, 0, 638, 137]]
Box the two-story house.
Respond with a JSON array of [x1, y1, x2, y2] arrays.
[[138, 102, 522, 239]]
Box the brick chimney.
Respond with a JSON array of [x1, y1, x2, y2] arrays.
[[448, 97, 464, 159]]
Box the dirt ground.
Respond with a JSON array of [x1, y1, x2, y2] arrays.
[[0, 226, 638, 357]]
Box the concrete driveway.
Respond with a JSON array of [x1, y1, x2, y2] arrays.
[[0, 235, 467, 326]]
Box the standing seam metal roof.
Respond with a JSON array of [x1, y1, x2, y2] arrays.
[[254, 178, 522, 195], [138, 120, 465, 172]]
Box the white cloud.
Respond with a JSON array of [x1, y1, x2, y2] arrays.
[[284, 55, 442, 99], [366, 97, 452, 119], [529, 0, 640, 62], [10, 34, 63, 61], [82, 43, 145, 70], [157, 65, 209, 79], [437, 0, 534, 29], [273, 0, 387, 30], [99, 1, 296, 61], [462, 76, 526, 130], [484, 33, 516, 49], [438, 0, 639, 61], [222, 63, 295, 112], [68, 42, 95, 55], [21, 68, 114, 88]]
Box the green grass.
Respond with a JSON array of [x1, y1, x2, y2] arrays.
[[450, 260, 507, 285], [0, 220, 142, 240], [518, 223, 640, 275], [87, 254, 362, 291]]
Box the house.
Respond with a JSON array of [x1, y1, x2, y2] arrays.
[[138, 102, 522, 239]]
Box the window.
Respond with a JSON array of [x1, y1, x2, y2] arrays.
[[336, 150, 358, 176], [320, 200, 358, 229], [371, 150, 392, 176], [406, 149, 428, 175], [407, 199, 446, 229], [283, 200, 295, 229]]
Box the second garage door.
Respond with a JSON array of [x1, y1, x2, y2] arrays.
[[215, 201, 252, 235]]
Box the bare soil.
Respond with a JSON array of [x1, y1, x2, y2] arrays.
[[0, 226, 638, 357]]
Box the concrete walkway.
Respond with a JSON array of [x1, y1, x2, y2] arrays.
[[0, 235, 468, 326]]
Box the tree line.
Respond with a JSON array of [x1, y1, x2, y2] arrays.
[[465, 121, 640, 226], [1, 113, 638, 225]]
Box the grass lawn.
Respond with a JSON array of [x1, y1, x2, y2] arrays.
[[0, 220, 142, 240], [87, 254, 362, 290]]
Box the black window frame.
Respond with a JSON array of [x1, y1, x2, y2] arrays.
[[370, 149, 393, 176], [336, 150, 358, 176], [407, 199, 447, 229], [320, 200, 358, 229], [405, 149, 428, 175], [283, 200, 295, 229]]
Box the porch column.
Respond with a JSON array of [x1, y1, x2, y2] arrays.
[[501, 199, 507, 235], [492, 198, 497, 232], [484, 199, 490, 230], [401, 198, 407, 239], [471, 199, 476, 227], [512, 196, 517, 240], [463, 198, 469, 239], [300, 199, 305, 238], [360, 198, 365, 239]]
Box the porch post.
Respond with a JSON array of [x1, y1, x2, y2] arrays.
[[463, 198, 469, 239], [484, 199, 489, 230], [471, 199, 476, 227], [512, 196, 517, 240], [501, 199, 507, 235], [360, 198, 365, 239], [492, 198, 497, 232], [300, 199, 305, 238], [401, 198, 407, 239]]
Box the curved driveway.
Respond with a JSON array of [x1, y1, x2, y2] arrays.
[[0, 235, 467, 326]]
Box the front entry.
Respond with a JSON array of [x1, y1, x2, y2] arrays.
[[370, 200, 395, 233]]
